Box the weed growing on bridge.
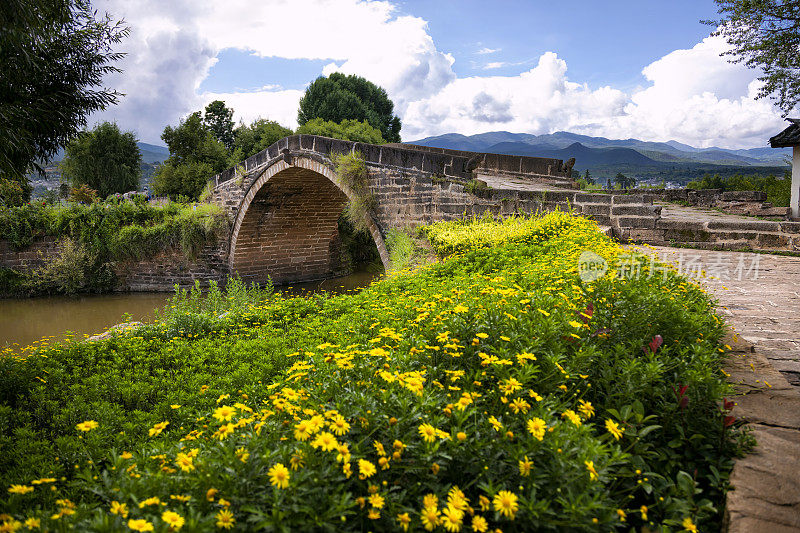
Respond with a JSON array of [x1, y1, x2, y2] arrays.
[[333, 151, 376, 234], [0, 212, 744, 531]]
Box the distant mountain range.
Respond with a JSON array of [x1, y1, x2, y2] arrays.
[[410, 131, 792, 183]]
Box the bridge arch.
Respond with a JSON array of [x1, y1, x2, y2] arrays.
[[228, 155, 389, 285]]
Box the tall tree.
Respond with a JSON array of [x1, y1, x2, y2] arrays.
[[296, 118, 384, 144], [203, 100, 235, 151], [232, 119, 293, 160], [60, 122, 142, 197], [614, 172, 636, 190], [708, 0, 800, 114], [297, 73, 401, 143], [152, 112, 228, 199], [0, 0, 128, 191]]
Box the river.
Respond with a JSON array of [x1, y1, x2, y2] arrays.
[[0, 271, 380, 351]]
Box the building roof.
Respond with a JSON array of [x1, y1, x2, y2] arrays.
[[770, 118, 800, 148]]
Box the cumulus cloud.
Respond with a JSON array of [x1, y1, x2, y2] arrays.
[[404, 36, 785, 148], [89, 0, 785, 148]]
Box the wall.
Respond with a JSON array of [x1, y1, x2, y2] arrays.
[[633, 188, 789, 218]]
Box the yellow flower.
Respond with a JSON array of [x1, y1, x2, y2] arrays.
[[212, 405, 237, 422], [510, 398, 530, 414], [418, 423, 437, 443], [605, 419, 625, 440], [617, 509, 626, 522], [293, 419, 314, 441], [206, 488, 218, 502], [215, 509, 235, 530], [268, 463, 290, 489], [682, 517, 697, 532], [420, 506, 441, 531], [138, 496, 161, 508], [423, 493, 439, 509], [110, 500, 129, 518], [471, 514, 489, 532], [456, 431, 467, 441], [562, 410, 581, 427], [499, 378, 522, 394], [488, 416, 502, 432], [175, 453, 194, 472], [367, 509, 380, 520], [493, 490, 519, 519], [447, 486, 469, 511], [396, 512, 411, 531], [640, 505, 648, 521], [368, 493, 385, 509], [7, 485, 34, 495], [120, 452, 133, 460], [311, 431, 338, 452], [290, 452, 305, 470], [441, 505, 464, 531], [526, 417, 546, 441], [0, 518, 21, 531], [148, 421, 169, 437], [24, 517, 40, 529], [328, 415, 350, 436], [161, 510, 185, 530], [453, 304, 469, 313], [76, 420, 99, 432], [518, 456, 533, 476], [215, 423, 235, 440], [478, 495, 491, 512], [358, 459, 377, 479], [585, 460, 599, 481], [127, 519, 154, 532], [578, 400, 594, 419]]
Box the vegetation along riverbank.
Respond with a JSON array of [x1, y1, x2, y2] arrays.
[[0, 211, 747, 531]]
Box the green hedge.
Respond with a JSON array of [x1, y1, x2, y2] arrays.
[[0, 200, 227, 295]]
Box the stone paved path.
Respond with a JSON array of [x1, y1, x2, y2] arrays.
[[634, 246, 800, 386]]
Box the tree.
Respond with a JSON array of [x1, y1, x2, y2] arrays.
[[583, 169, 594, 185], [203, 100, 235, 151], [708, 1, 800, 114], [0, 0, 128, 190], [614, 173, 636, 190], [297, 73, 401, 143], [60, 122, 142, 197], [296, 118, 385, 144], [232, 119, 293, 161], [152, 112, 229, 199]]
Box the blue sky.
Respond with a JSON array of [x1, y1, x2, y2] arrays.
[[199, 1, 720, 94], [93, 0, 786, 148]]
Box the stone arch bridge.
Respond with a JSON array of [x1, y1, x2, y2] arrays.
[[206, 134, 579, 285]]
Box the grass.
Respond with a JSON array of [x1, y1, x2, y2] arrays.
[[0, 211, 746, 532]]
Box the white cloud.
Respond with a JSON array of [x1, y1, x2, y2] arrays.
[[404, 36, 786, 148], [89, 1, 786, 149]]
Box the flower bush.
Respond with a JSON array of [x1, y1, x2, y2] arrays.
[[0, 211, 744, 531]]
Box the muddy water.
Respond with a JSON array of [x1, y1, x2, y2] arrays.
[[0, 271, 380, 350]]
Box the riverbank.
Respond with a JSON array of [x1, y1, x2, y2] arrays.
[[0, 211, 746, 531]]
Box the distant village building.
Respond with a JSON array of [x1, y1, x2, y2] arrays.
[[770, 118, 800, 219]]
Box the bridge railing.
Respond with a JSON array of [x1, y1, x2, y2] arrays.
[[211, 135, 571, 187]]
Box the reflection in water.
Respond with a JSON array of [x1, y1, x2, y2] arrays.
[[0, 271, 380, 351]]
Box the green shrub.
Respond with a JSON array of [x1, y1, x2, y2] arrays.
[[0, 201, 227, 294], [0, 212, 745, 532]]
